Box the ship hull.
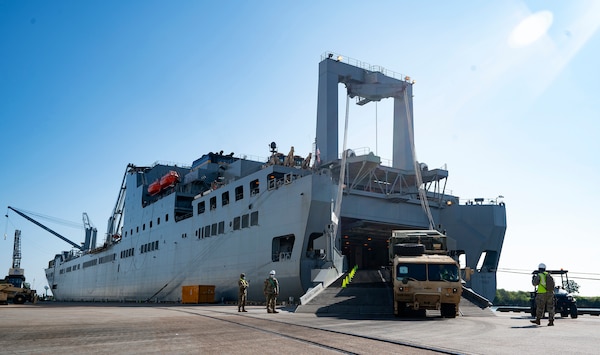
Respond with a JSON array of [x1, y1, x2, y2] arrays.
[[45, 55, 506, 304]]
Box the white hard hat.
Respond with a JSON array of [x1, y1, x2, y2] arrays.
[[538, 263, 546, 270], [269, 270, 276, 275]]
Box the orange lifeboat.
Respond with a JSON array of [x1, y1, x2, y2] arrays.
[[160, 171, 179, 189], [148, 180, 161, 195], [148, 171, 179, 196]]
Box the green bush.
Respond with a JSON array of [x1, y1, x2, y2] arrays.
[[495, 289, 600, 307]]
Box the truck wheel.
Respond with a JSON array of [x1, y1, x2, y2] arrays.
[[393, 243, 426, 256], [441, 303, 457, 318], [13, 294, 26, 304], [395, 302, 406, 317], [570, 305, 578, 319]]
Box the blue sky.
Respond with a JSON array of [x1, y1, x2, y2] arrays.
[[1, 1, 599, 297]]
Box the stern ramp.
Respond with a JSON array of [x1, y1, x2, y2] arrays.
[[296, 269, 493, 317]]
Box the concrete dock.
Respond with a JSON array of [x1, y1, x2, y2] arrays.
[[1, 300, 599, 354]]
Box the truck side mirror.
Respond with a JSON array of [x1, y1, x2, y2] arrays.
[[464, 267, 474, 281]]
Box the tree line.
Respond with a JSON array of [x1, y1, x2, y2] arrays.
[[494, 289, 600, 307]]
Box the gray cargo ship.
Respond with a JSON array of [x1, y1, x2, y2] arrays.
[[43, 54, 506, 303]]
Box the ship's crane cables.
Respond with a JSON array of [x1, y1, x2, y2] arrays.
[[497, 268, 600, 281], [404, 89, 435, 229], [6, 207, 83, 230], [145, 220, 239, 301]]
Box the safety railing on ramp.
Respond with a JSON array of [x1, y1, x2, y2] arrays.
[[461, 285, 492, 309]]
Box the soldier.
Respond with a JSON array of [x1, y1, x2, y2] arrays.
[[530, 263, 555, 326], [263, 270, 279, 313], [238, 273, 248, 312]]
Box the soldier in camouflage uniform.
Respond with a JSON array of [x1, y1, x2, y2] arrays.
[[263, 270, 279, 313], [238, 273, 248, 312], [531, 263, 555, 326]]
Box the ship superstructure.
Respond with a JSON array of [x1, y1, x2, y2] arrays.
[[42, 54, 506, 303]]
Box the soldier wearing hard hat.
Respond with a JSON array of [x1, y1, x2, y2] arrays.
[[263, 270, 279, 313], [530, 263, 555, 326]]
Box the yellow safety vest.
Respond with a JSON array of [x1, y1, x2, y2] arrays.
[[538, 272, 548, 293]]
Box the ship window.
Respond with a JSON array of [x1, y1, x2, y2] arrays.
[[222, 191, 229, 206], [205, 225, 210, 237], [211, 223, 217, 236], [235, 185, 243, 201], [154, 240, 158, 249], [250, 211, 258, 226], [242, 214, 249, 228], [271, 234, 295, 262], [233, 217, 241, 230], [458, 254, 466, 269], [476, 250, 498, 272], [136, 227, 139, 233], [124, 231, 128, 238], [157, 217, 160, 225], [210, 197, 217, 210], [150, 221, 153, 228], [198, 201, 205, 214], [218, 221, 225, 234], [130, 229, 133, 235], [165, 213, 169, 222], [143, 224, 146, 231], [250, 179, 259, 196]]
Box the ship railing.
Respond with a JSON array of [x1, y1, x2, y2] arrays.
[[460, 196, 506, 206], [267, 173, 299, 191], [150, 160, 191, 169], [321, 51, 410, 82]]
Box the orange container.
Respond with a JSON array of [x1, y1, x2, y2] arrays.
[[181, 285, 215, 304]]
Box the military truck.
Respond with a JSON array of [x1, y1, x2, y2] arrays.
[[0, 268, 38, 305], [390, 230, 468, 318], [0, 280, 38, 305]]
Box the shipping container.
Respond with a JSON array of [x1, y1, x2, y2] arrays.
[[181, 285, 215, 304]]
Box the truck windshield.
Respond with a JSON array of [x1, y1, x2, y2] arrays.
[[396, 263, 459, 282], [428, 264, 459, 282], [396, 264, 427, 281]]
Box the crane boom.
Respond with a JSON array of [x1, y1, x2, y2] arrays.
[[12, 230, 21, 269], [7, 206, 83, 251]]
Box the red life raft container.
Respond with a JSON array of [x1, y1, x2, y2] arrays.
[[148, 181, 161, 196], [147, 171, 179, 196], [160, 171, 179, 189]]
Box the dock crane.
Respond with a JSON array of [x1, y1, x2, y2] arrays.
[[82, 212, 98, 250], [0, 230, 38, 304]]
